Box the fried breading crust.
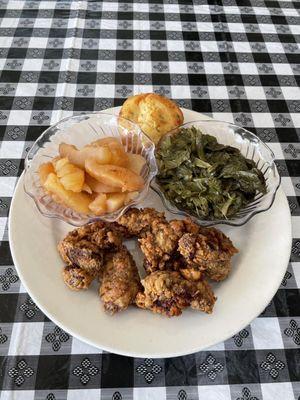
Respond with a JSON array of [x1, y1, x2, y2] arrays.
[[58, 207, 237, 316], [136, 271, 216, 317], [204, 260, 232, 281], [62, 265, 95, 290], [117, 209, 238, 280], [164, 252, 202, 281], [57, 221, 123, 273], [139, 219, 182, 273], [58, 238, 104, 274], [99, 246, 141, 314], [178, 230, 238, 281], [118, 208, 182, 273], [117, 207, 165, 236], [179, 268, 202, 281]]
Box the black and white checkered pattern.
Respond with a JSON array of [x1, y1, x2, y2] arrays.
[[0, 0, 299, 398]]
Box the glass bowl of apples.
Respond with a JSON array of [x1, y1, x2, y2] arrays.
[[24, 113, 157, 226]]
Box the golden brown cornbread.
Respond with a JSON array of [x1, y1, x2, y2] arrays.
[[119, 93, 148, 123], [119, 93, 184, 144]]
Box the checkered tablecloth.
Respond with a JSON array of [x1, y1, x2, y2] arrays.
[[0, 0, 299, 398]]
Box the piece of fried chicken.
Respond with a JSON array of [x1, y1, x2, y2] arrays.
[[57, 221, 123, 274], [62, 265, 95, 290], [138, 214, 236, 276], [164, 251, 203, 281], [118, 208, 182, 273], [136, 271, 216, 317], [99, 246, 141, 314], [117, 208, 238, 281], [117, 207, 165, 236], [178, 228, 238, 281], [139, 219, 183, 273]]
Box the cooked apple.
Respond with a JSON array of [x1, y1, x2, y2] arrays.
[[127, 153, 146, 175], [59, 143, 112, 169], [88, 137, 128, 167], [124, 191, 139, 204], [59, 171, 85, 193], [53, 157, 69, 173], [55, 161, 78, 179], [88, 193, 107, 215], [88, 137, 121, 147], [38, 162, 55, 185], [85, 159, 144, 192], [53, 157, 85, 192], [82, 182, 92, 194], [41, 135, 147, 217], [106, 192, 126, 213], [85, 174, 120, 193], [43, 173, 91, 214]]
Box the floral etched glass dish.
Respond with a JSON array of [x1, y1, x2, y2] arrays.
[[24, 113, 157, 226], [151, 120, 280, 227]]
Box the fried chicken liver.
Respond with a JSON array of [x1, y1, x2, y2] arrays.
[[118, 208, 183, 273], [57, 221, 122, 274], [99, 246, 141, 314], [136, 271, 216, 316], [62, 265, 95, 290], [178, 229, 238, 281], [117, 207, 165, 236], [118, 208, 238, 280]]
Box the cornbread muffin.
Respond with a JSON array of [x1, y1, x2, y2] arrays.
[[119, 93, 184, 144]]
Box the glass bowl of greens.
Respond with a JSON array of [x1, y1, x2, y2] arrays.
[[152, 120, 280, 226]]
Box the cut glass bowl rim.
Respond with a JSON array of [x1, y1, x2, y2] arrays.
[[23, 112, 158, 226], [151, 119, 281, 227]]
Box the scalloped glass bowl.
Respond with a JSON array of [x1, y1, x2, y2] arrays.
[[151, 120, 281, 226], [24, 113, 157, 226]]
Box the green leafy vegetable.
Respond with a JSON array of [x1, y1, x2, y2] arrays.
[[155, 126, 267, 219]]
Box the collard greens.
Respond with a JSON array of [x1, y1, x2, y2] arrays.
[[156, 127, 267, 219]]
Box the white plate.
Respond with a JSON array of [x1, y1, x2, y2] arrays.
[[9, 108, 292, 358]]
